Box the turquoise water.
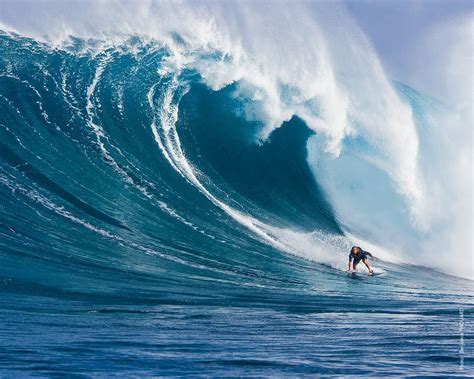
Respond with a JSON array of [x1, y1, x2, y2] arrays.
[[0, 32, 472, 376]]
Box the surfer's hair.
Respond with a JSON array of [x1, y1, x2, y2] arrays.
[[351, 246, 362, 254]]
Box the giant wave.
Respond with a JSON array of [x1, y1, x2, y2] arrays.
[[0, 2, 472, 376]]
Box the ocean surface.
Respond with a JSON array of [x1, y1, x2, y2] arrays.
[[0, 26, 472, 377]]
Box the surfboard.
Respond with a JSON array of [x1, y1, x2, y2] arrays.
[[347, 270, 383, 277]]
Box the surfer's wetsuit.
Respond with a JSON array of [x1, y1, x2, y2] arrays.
[[349, 250, 372, 266]]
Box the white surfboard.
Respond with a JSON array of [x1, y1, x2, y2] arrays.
[[347, 269, 384, 277]]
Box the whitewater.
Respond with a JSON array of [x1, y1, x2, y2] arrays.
[[0, 1, 472, 376]]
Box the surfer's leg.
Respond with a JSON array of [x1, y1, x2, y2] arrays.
[[363, 258, 373, 273], [353, 258, 361, 270]]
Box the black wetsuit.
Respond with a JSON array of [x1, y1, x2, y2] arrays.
[[349, 250, 371, 267]]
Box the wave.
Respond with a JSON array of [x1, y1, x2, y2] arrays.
[[0, 0, 472, 282]]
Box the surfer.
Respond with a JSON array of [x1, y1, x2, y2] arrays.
[[348, 246, 375, 274]]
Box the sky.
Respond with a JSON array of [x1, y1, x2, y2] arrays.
[[344, 0, 473, 86]]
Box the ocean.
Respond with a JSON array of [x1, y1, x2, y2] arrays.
[[0, 3, 472, 375]]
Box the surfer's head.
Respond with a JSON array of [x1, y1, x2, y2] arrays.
[[351, 246, 361, 255]]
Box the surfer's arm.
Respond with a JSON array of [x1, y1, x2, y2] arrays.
[[363, 258, 373, 273], [365, 251, 376, 260], [348, 255, 353, 270]]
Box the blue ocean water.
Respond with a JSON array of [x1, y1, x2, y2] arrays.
[[0, 31, 472, 376]]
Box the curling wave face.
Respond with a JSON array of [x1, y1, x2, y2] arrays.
[[0, 30, 352, 292], [1, 23, 471, 281]]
